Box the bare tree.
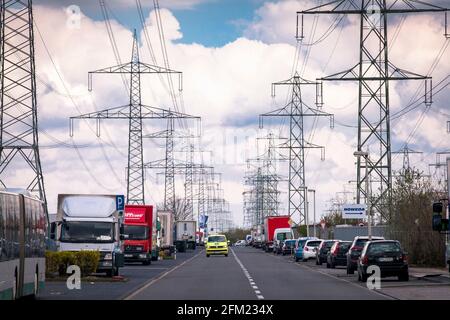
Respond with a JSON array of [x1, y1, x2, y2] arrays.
[[157, 197, 194, 222]]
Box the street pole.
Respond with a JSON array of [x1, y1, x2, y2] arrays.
[[305, 187, 310, 237], [308, 189, 316, 238], [354, 151, 371, 240], [365, 155, 372, 241]]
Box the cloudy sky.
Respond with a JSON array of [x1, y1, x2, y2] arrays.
[[21, 0, 450, 225]]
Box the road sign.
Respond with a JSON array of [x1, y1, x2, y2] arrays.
[[116, 195, 125, 211], [342, 204, 367, 219]]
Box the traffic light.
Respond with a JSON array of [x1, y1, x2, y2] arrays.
[[432, 202, 445, 232], [432, 214, 442, 231], [441, 218, 450, 232], [433, 202, 443, 214]]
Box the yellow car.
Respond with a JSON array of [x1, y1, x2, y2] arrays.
[[206, 234, 229, 257]]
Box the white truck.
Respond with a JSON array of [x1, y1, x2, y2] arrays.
[[174, 220, 197, 252], [51, 194, 125, 277]]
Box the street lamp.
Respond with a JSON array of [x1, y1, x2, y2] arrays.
[[308, 189, 316, 238], [353, 151, 372, 240]]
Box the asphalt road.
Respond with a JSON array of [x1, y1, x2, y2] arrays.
[[126, 246, 388, 300], [40, 246, 450, 300]]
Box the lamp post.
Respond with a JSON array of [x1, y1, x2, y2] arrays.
[[353, 151, 371, 240], [308, 189, 316, 238], [305, 187, 310, 237]]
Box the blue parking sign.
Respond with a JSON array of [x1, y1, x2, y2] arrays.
[[116, 195, 125, 211]]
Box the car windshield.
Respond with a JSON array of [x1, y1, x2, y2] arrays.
[[297, 240, 307, 248], [355, 239, 369, 247], [325, 241, 335, 248], [124, 225, 148, 240], [368, 242, 401, 255], [285, 240, 296, 247], [208, 236, 226, 242], [61, 221, 114, 243], [277, 232, 293, 241], [307, 241, 322, 247]]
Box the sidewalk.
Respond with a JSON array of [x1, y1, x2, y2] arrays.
[[409, 266, 449, 279]]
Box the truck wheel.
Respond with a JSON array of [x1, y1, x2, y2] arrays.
[[347, 265, 354, 275], [143, 259, 151, 266], [206, 254, 210, 258], [224, 254, 228, 257]]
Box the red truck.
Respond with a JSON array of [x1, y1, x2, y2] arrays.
[[263, 216, 292, 252], [123, 205, 153, 265]]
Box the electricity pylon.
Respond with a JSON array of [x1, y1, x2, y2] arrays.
[[0, 0, 47, 211], [70, 30, 198, 204], [144, 123, 197, 214], [260, 74, 334, 226], [392, 145, 422, 174], [298, 0, 449, 221]]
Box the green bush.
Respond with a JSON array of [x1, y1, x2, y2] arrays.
[[75, 251, 100, 277], [45, 251, 61, 276], [45, 251, 101, 277]]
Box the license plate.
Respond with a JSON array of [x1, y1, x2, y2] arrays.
[[124, 254, 133, 258], [378, 257, 393, 262]]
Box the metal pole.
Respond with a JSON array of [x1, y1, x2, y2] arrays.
[[313, 190, 316, 238], [305, 187, 310, 237], [365, 155, 371, 240]]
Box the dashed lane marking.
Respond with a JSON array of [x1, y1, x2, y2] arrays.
[[232, 248, 265, 300]]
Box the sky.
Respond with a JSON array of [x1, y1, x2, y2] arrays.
[[10, 0, 450, 227]]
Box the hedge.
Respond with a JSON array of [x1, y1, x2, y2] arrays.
[[46, 251, 100, 277]]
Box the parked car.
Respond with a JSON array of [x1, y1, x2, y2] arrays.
[[294, 237, 322, 262], [346, 236, 385, 274], [316, 240, 338, 265], [235, 240, 246, 246], [357, 240, 409, 282], [273, 239, 283, 254], [281, 239, 296, 256], [327, 240, 352, 268]]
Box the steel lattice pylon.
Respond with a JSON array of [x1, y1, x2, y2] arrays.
[[260, 74, 333, 226], [164, 118, 175, 211], [70, 30, 198, 205], [299, 0, 449, 221], [0, 0, 47, 210]]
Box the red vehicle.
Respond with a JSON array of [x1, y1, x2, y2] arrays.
[[196, 231, 204, 246], [123, 205, 153, 265], [263, 216, 291, 252]]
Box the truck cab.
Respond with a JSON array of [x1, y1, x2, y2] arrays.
[[273, 227, 294, 253], [123, 205, 153, 265], [54, 194, 125, 277]]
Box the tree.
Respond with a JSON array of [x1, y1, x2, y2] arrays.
[[388, 169, 446, 267], [224, 228, 251, 244], [157, 197, 194, 222]]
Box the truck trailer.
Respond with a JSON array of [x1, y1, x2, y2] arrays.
[[174, 220, 197, 252], [157, 211, 174, 254]]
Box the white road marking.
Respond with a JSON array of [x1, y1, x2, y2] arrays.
[[123, 250, 203, 300], [232, 248, 265, 300]]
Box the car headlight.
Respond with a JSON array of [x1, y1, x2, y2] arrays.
[[104, 253, 113, 260]]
